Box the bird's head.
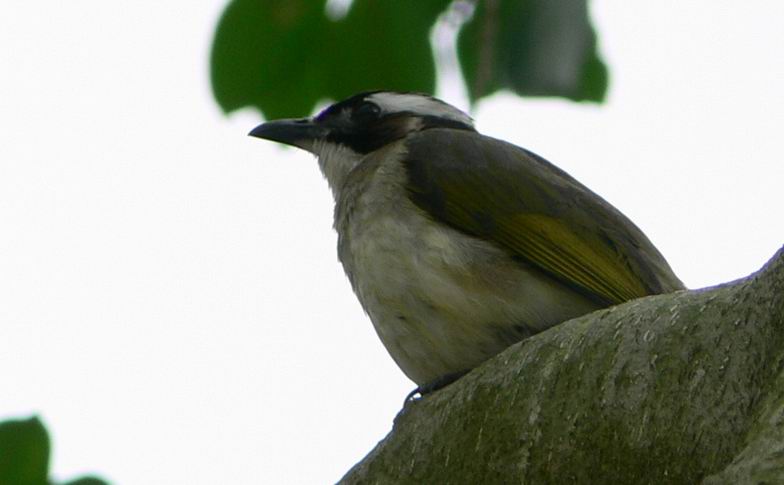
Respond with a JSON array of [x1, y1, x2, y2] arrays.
[[249, 91, 474, 155], [249, 91, 475, 194]]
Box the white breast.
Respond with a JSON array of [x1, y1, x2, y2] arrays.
[[333, 143, 600, 385]]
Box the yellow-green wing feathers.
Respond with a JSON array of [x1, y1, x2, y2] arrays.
[[404, 129, 684, 305]]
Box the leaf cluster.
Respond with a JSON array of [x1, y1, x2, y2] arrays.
[[210, 0, 607, 118]]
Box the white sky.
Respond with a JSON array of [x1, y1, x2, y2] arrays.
[[1, 1, 782, 484]]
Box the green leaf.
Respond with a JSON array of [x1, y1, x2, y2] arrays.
[[458, 0, 608, 104], [325, 0, 452, 102], [210, 0, 451, 119], [210, 0, 332, 118], [0, 417, 49, 485]]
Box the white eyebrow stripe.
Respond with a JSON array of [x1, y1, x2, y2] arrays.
[[367, 92, 474, 126]]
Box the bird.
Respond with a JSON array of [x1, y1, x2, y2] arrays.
[[249, 91, 684, 396]]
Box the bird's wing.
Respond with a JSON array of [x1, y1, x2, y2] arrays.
[[403, 129, 684, 305]]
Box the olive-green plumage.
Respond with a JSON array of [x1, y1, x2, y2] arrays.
[[404, 129, 683, 306]]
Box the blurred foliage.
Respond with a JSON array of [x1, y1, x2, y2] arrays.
[[458, 0, 607, 102], [210, 0, 608, 119], [0, 417, 109, 485]]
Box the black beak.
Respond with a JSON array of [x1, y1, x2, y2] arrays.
[[248, 118, 326, 149]]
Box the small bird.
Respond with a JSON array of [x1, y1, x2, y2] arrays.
[[250, 91, 684, 395]]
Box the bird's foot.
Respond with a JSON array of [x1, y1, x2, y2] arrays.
[[404, 370, 469, 404]]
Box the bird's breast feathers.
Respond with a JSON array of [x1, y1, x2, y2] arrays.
[[334, 143, 599, 385]]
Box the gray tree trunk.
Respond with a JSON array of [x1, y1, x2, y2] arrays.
[[340, 247, 784, 484]]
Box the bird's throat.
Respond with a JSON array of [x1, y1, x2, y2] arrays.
[[314, 140, 364, 201]]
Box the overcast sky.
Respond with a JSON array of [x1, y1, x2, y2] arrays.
[[1, 1, 782, 484]]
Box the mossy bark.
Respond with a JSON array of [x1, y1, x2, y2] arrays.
[[341, 247, 784, 484]]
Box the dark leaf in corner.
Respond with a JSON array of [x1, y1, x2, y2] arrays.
[[0, 417, 49, 485]]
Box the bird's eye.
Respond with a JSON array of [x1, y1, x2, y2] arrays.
[[354, 102, 381, 121]]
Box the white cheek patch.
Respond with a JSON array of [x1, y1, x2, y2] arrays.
[[367, 92, 474, 127]]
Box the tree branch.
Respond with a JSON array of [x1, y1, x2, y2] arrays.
[[340, 247, 784, 484]]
